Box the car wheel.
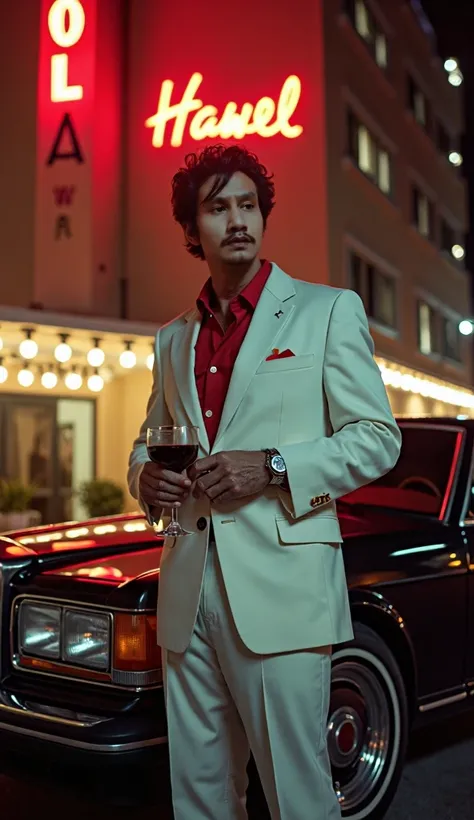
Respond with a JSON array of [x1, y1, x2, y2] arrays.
[[328, 623, 409, 819]]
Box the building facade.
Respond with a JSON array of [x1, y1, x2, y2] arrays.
[[0, 0, 471, 523], [327, 0, 471, 417]]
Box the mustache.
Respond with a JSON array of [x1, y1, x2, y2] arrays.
[[222, 234, 255, 247]]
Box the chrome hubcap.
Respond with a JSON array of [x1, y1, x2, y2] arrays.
[[328, 656, 394, 812], [328, 707, 362, 767]]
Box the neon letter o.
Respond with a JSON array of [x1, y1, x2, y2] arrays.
[[48, 0, 85, 48]]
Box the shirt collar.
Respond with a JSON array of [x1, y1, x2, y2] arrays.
[[197, 260, 272, 316]]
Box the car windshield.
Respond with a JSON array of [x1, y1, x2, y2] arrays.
[[338, 424, 463, 517]]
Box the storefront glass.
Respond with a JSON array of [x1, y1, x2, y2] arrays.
[[0, 394, 95, 524]]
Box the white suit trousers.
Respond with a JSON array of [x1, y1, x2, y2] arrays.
[[162, 540, 341, 820]]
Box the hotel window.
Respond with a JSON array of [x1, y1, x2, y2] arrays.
[[345, 0, 388, 69], [412, 186, 434, 240], [442, 317, 461, 363], [347, 111, 392, 195], [349, 252, 397, 330], [408, 76, 431, 134], [417, 301, 439, 355]]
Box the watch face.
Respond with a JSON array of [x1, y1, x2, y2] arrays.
[[271, 455, 286, 474]]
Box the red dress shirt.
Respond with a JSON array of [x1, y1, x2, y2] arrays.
[[195, 260, 272, 448]]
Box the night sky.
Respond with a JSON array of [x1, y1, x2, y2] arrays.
[[421, 0, 474, 299]]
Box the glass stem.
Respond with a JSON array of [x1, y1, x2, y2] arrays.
[[171, 505, 179, 526]]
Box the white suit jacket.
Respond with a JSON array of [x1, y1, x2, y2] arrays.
[[128, 264, 401, 654]]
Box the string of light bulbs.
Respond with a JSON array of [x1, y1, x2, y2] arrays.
[[0, 360, 106, 393], [12, 329, 142, 371]]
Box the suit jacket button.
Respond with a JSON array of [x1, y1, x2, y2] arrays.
[[197, 517, 207, 531]]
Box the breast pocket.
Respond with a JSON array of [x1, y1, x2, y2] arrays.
[[256, 353, 315, 375], [275, 515, 343, 545]]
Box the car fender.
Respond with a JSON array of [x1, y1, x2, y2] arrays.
[[348, 586, 418, 722]]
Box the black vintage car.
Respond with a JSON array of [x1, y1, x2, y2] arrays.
[[0, 417, 473, 818]]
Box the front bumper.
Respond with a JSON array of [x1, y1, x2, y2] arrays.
[[0, 686, 168, 769]]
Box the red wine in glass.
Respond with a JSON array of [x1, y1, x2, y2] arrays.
[[146, 425, 199, 537], [148, 444, 198, 473]]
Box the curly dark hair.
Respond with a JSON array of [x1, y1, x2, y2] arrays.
[[171, 144, 276, 260]]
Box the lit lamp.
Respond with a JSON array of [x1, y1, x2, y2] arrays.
[[65, 366, 82, 390], [444, 58, 458, 72], [119, 340, 136, 369], [0, 357, 8, 384], [41, 365, 58, 389], [87, 337, 105, 367], [448, 70, 463, 87], [87, 369, 104, 392], [459, 320, 474, 336], [19, 328, 38, 360], [448, 151, 463, 167], [452, 244, 465, 260], [55, 333, 72, 363], [18, 363, 34, 387]]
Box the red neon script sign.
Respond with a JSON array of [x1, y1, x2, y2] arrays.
[[145, 73, 303, 148], [48, 0, 85, 101]]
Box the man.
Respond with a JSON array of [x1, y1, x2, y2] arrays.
[[128, 144, 401, 819]]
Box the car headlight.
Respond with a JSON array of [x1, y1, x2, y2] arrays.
[[63, 610, 110, 670], [19, 603, 61, 659]]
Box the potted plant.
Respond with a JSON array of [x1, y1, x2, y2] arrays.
[[0, 478, 41, 532], [78, 478, 125, 519]]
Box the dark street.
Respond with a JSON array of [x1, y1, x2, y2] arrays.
[[1, 711, 474, 820]]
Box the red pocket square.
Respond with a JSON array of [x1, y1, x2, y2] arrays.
[[265, 348, 295, 361]]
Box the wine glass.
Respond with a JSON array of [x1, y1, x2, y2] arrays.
[[146, 425, 199, 537]]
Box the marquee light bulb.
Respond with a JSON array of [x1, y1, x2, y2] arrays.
[[65, 369, 82, 390], [147, 352, 154, 371], [41, 370, 58, 389], [120, 341, 136, 369], [55, 334, 72, 363], [87, 338, 105, 368], [88, 372, 104, 392], [19, 329, 38, 360], [18, 366, 34, 388]]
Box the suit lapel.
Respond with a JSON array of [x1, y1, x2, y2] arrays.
[[169, 309, 210, 454], [212, 265, 296, 451]]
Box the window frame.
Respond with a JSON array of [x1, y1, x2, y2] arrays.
[[345, 0, 389, 70], [417, 300, 439, 356], [412, 185, 435, 241], [348, 250, 398, 332], [417, 299, 462, 364], [407, 74, 432, 136], [347, 109, 393, 197]]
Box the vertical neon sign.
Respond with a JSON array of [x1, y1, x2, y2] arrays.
[[34, 0, 97, 312]]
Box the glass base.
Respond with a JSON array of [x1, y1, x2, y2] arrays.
[[160, 520, 191, 537]]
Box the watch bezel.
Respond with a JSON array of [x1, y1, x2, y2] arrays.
[[270, 454, 286, 475]]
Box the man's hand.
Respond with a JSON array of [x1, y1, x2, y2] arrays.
[[187, 451, 270, 504], [139, 462, 191, 508]]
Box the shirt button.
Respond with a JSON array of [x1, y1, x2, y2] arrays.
[[210, 366, 217, 374], [205, 410, 213, 418]]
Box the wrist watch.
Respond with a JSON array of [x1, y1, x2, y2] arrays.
[[263, 448, 287, 486]]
